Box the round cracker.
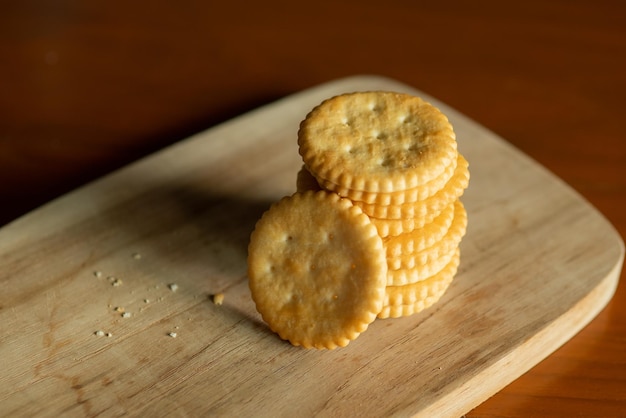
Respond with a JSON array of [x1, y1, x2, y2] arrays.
[[382, 200, 456, 259], [370, 210, 440, 238], [387, 200, 467, 270], [313, 154, 457, 204], [385, 248, 460, 306], [387, 244, 458, 286], [354, 154, 469, 220], [377, 271, 455, 319], [297, 154, 466, 209], [247, 190, 387, 349], [298, 91, 458, 193]]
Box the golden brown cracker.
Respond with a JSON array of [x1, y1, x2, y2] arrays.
[[382, 200, 456, 259], [354, 154, 469, 220], [386, 243, 458, 286], [314, 154, 457, 204], [298, 91, 458, 193], [377, 271, 455, 319], [370, 210, 440, 238], [247, 190, 387, 349], [382, 248, 460, 313], [387, 200, 467, 270]]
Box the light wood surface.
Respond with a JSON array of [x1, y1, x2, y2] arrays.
[[0, 76, 622, 417]]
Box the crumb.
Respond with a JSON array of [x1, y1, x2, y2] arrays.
[[95, 330, 105, 337], [168, 332, 177, 338], [132, 252, 142, 260], [144, 299, 150, 303], [94, 271, 103, 278], [122, 312, 132, 318], [168, 283, 179, 292], [213, 293, 225, 306], [114, 306, 125, 313], [109, 277, 123, 287], [106, 332, 113, 337]]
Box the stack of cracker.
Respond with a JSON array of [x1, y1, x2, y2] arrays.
[[247, 91, 468, 349], [296, 91, 469, 319]]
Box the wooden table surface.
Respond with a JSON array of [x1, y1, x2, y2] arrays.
[[1, 1, 624, 416]]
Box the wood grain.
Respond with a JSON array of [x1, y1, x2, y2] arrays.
[[0, 76, 622, 417], [1, 2, 625, 416]]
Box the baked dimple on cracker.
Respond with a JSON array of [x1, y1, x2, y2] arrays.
[[298, 91, 458, 193], [247, 190, 387, 349]]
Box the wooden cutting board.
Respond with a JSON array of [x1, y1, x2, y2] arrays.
[[1, 76, 623, 417]]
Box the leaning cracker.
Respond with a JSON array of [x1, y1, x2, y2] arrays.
[[354, 154, 469, 220], [387, 244, 459, 286], [384, 248, 461, 308], [298, 91, 458, 193], [383, 200, 456, 259], [387, 200, 467, 270], [247, 190, 387, 349]]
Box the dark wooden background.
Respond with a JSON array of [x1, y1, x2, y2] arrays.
[[2, 1, 624, 415]]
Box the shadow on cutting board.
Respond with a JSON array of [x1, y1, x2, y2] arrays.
[[92, 177, 277, 320]]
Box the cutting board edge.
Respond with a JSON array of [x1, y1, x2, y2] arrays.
[[423, 249, 624, 418]]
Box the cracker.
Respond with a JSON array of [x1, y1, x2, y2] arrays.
[[387, 200, 467, 270], [370, 211, 438, 238], [354, 154, 469, 220], [383, 200, 456, 259], [314, 154, 457, 204], [377, 269, 455, 319], [247, 190, 387, 349], [383, 248, 460, 310], [298, 91, 458, 193], [387, 243, 458, 286]]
